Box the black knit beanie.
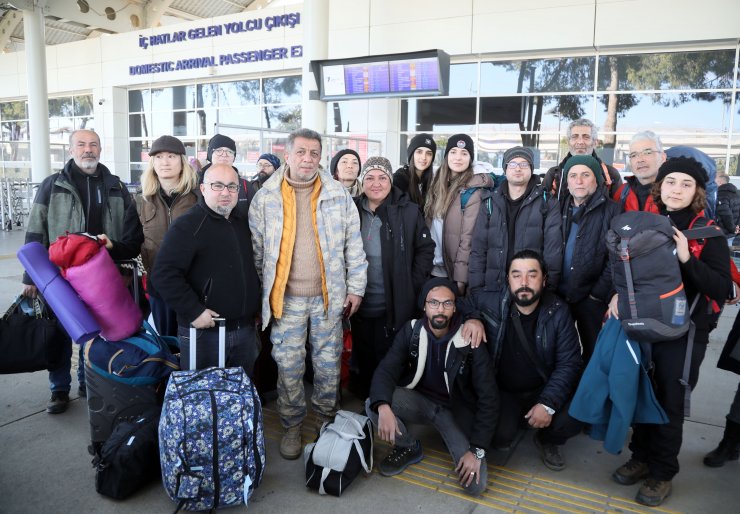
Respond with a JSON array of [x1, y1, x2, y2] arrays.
[[656, 156, 708, 189], [444, 134, 475, 162], [329, 149, 361, 178], [207, 134, 237, 162], [407, 133, 437, 165], [417, 277, 459, 310]]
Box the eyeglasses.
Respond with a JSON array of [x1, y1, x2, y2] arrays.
[[205, 182, 239, 193], [426, 299, 455, 310], [628, 148, 659, 160], [257, 163, 275, 170], [214, 148, 235, 157], [506, 162, 531, 170]]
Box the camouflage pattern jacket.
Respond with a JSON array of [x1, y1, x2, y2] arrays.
[[248, 165, 367, 328]]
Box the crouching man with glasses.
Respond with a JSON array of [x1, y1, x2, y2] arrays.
[[152, 164, 261, 375], [366, 277, 497, 496]]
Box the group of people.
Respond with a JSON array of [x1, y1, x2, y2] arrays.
[[22, 120, 739, 508]]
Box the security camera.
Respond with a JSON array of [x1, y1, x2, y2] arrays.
[[98, 99, 105, 105]]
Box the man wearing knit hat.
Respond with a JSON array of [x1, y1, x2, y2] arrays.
[[366, 277, 496, 497], [557, 154, 621, 363], [348, 156, 435, 397], [468, 145, 562, 299], [249, 128, 367, 460], [200, 133, 251, 217], [542, 118, 622, 205]]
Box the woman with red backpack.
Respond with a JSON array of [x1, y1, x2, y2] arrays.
[[609, 156, 731, 507]]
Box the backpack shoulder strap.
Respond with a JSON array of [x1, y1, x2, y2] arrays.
[[408, 319, 423, 359], [619, 182, 631, 207], [600, 162, 613, 187]]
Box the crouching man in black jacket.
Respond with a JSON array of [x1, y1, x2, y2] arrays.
[[475, 249, 582, 471], [366, 278, 498, 496]]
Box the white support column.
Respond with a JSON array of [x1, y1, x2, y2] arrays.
[[23, 4, 51, 183], [301, 0, 328, 134]]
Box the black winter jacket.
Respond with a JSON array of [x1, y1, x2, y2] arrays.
[[392, 165, 433, 207], [468, 181, 563, 295], [353, 187, 435, 332], [479, 291, 582, 412], [665, 208, 731, 337], [560, 189, 621, 303], [542, 151, 623, 207], [151, 197, 261, 327], [716, 183, 740, 237], [369, 318, 499, 451]]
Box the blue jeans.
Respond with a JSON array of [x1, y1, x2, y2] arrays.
[[49, 339, 84, 393], [365, 388, 488, 496], [178, 322, 258, 377]]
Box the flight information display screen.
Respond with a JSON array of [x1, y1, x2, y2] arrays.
[[313, 50, 449, 100]]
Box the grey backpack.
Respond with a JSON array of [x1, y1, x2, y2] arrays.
[[304, 410, 373, 496]]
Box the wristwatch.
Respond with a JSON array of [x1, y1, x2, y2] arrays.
[[539, 403, 556, 416], [470, 446, 486, 460]]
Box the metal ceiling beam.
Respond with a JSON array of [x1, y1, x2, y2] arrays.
[[143, 0, 175, 28], [9, 0, 145, 33], [0, 9, 23, 50]]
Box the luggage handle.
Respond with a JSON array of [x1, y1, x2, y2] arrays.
[[188, 317, 226, 370]]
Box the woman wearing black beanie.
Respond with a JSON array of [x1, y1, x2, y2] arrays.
[[610, 156, 731, 507], [393, 133, 437, 207]]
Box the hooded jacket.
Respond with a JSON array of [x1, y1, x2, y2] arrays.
[[24, 159, 143, 284], [468, 180, 563, 295], [369, 318, 499, 451], [353, 187, 435, 332]]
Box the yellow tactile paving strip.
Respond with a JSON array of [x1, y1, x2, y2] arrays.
[[261, 406, 681, 514]]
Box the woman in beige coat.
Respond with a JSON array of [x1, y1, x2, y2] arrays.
[[137, 135, 199, 336], [424, 134, 493, 295]]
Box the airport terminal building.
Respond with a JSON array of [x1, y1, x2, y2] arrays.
[[0, 0, 739, 183]]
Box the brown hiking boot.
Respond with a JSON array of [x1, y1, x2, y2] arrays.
[[612, 458, 649, 485], [279, 423, 303, 460], [636, 478, 672, 507]]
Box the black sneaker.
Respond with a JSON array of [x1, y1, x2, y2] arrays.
[[534, 432, 566, 471], [46, 391, 70, 414], [78, 384, 87, 398], [379, 441, 423, 476]]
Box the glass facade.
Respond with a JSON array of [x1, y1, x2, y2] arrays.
[[0, 94, 93, 178], [388, 47, 740, 174], [128, 75, 302, 182]]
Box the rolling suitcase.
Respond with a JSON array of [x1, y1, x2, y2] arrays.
[[159, 319, 266, 512]]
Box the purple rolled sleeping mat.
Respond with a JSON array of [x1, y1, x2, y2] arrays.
[[17, 242, 100, 344]]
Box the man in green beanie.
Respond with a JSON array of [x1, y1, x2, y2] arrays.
[[557, 154, 620, 363]]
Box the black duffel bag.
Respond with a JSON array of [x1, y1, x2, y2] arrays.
[[0, 295, 67, 374]]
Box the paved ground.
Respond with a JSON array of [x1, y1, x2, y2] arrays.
[[1, 227, 739, 513]]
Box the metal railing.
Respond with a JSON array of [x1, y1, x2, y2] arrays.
[[0, 179, 35, 231]]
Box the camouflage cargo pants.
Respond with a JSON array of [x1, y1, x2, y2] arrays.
[[271, 295, 342, 428]]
